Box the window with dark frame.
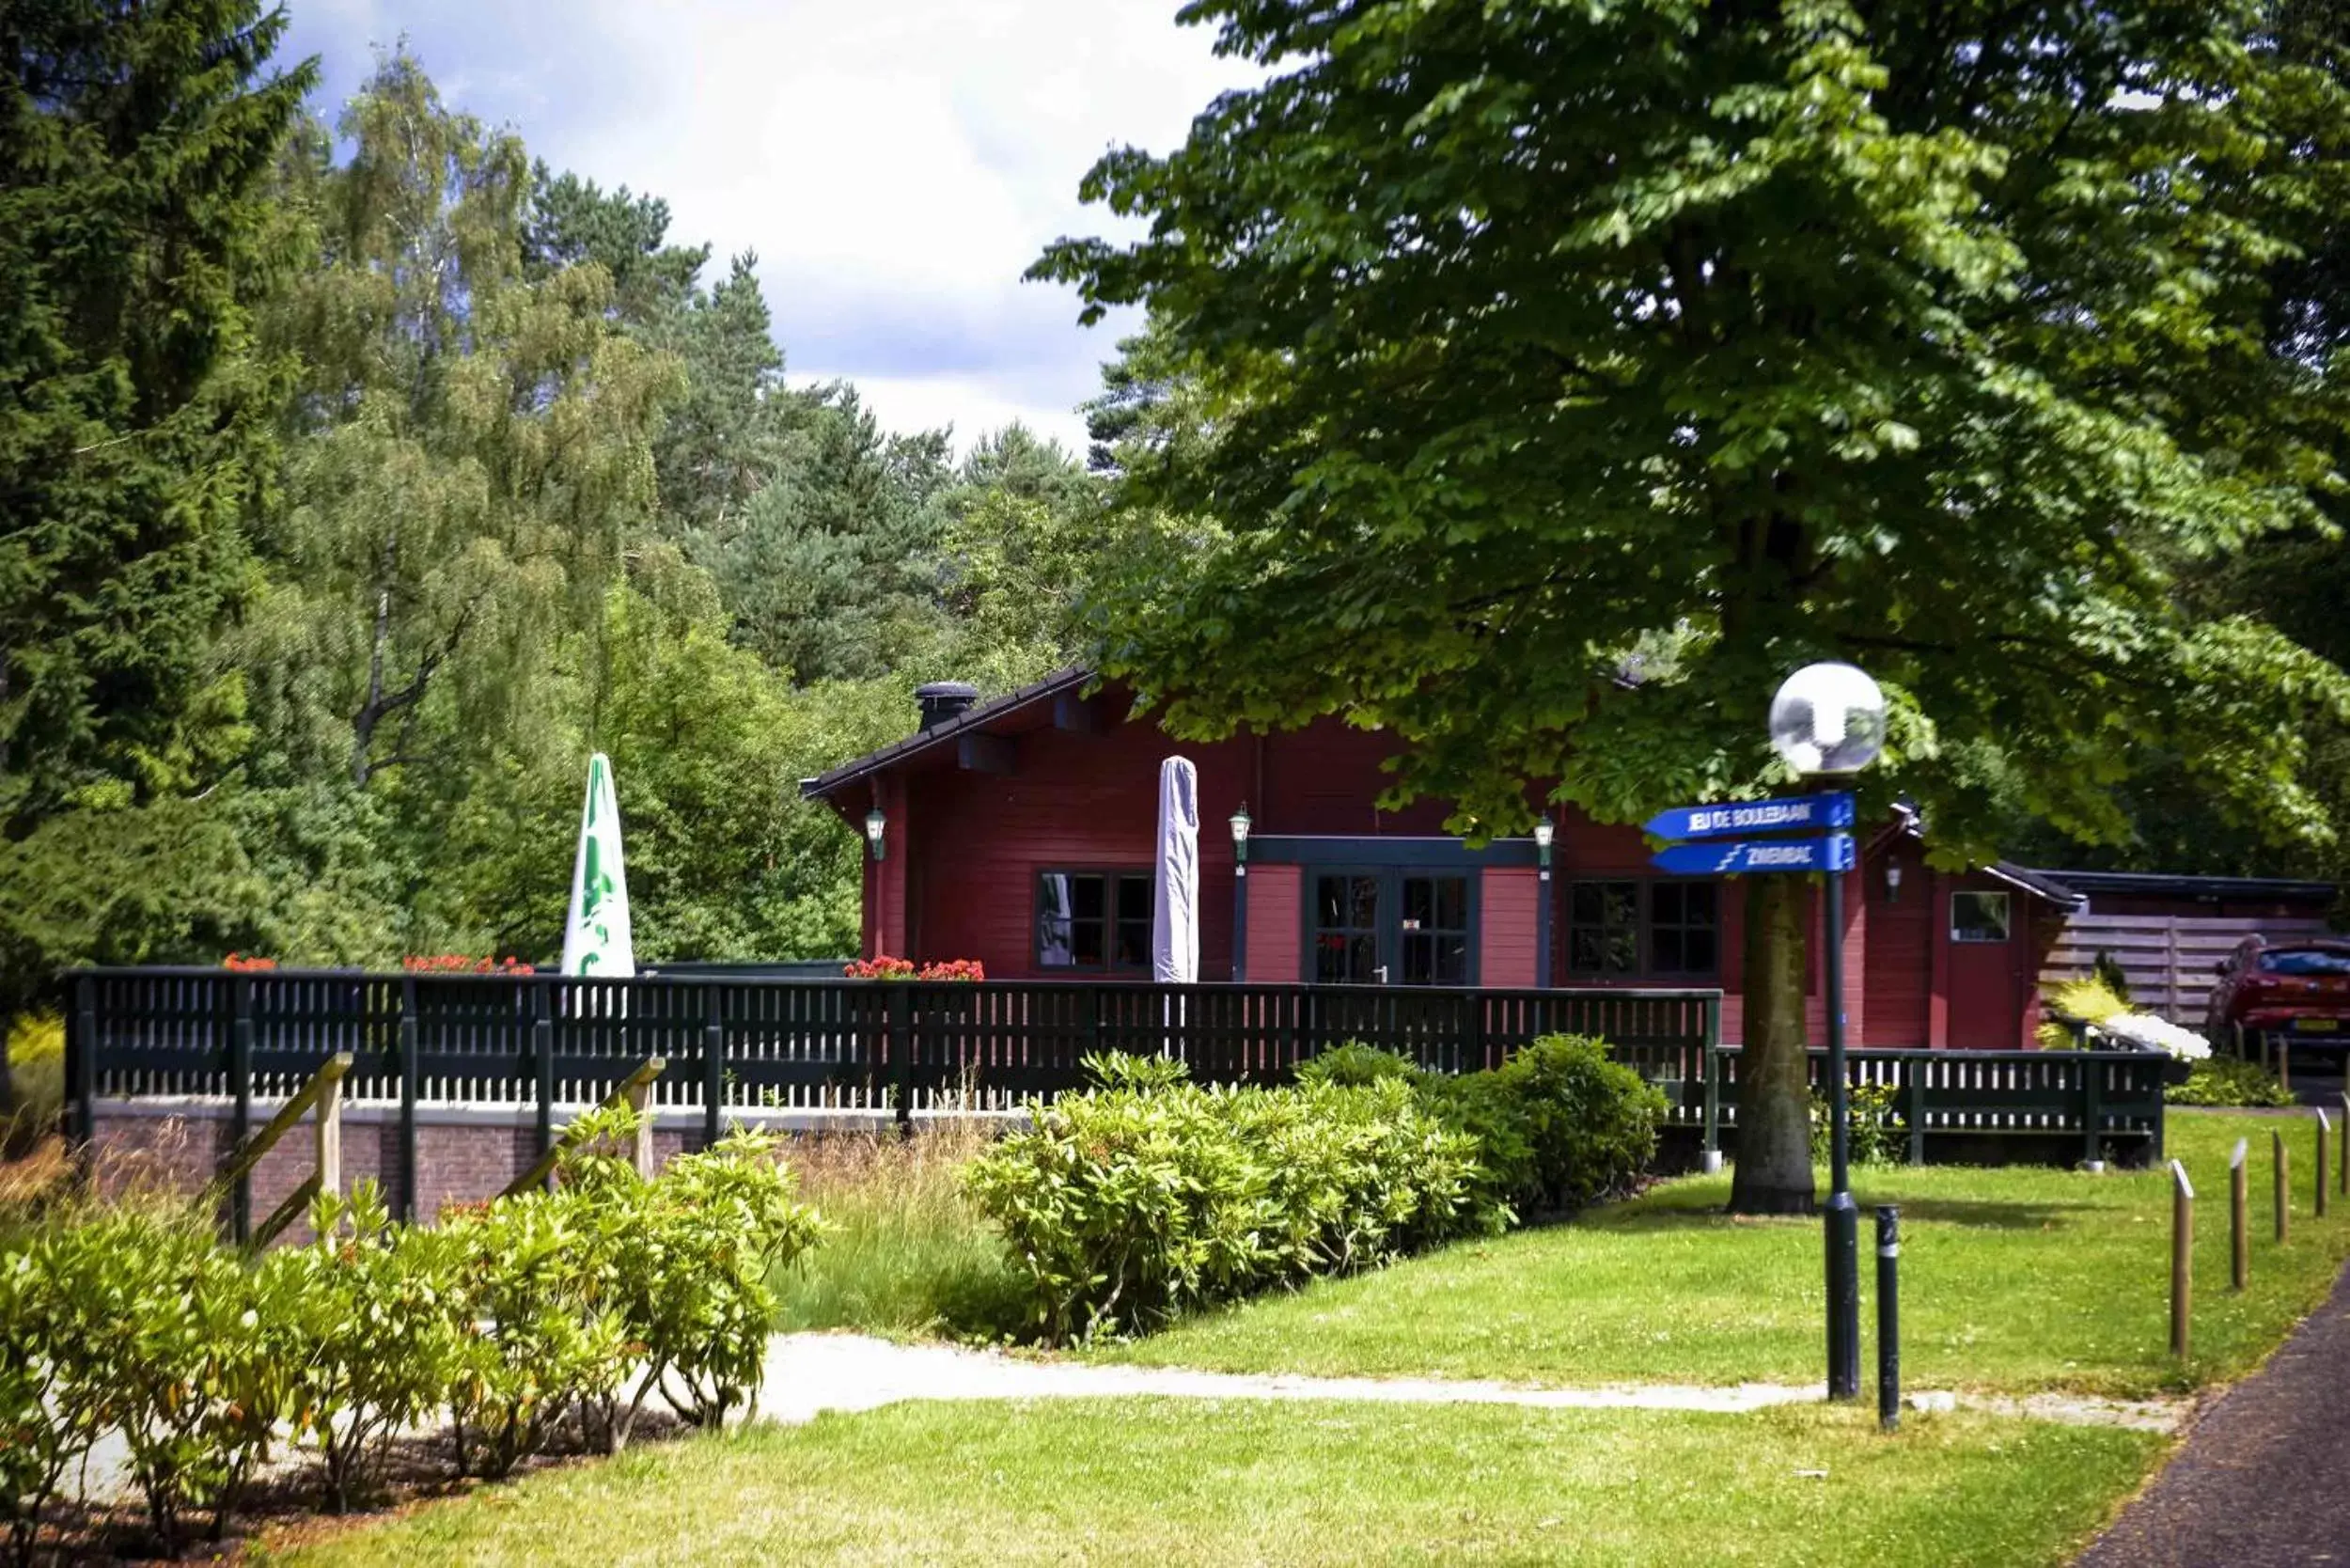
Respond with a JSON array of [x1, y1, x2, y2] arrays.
[[1567, 880, 1641, 977], [1035, 870, 1152, 971], [1950, 890, 2012, 945], [1649, 881, 1718, 977], [1566, 878, 1720, 980]]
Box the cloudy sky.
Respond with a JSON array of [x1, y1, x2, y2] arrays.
[[276, 1, 1256, 454]]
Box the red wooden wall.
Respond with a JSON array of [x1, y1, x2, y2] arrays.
[[1245, 866, 1304, 983], [1480, 868, 1541, 989]]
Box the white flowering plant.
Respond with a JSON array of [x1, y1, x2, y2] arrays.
[[2040, 977, 2213, 1060], [2084, 1011, 2213, 1061]]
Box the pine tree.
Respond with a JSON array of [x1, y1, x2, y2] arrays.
[[0, 0, 312, 828]]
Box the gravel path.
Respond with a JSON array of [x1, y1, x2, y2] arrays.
[[2076, 1259, 2350, 1568], [751, 1333, 2186, 1433], [67, 1335, 2187, 1510]]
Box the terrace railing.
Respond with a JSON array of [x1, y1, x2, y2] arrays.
[[66, 969, 2164, 1207]]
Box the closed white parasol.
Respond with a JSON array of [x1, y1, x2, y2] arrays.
[[1152, 756, 1199, 984]]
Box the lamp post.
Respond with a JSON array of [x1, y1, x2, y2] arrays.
[[1533, 816, 1555, 989], [1230, 806, 1252, 982], [1767, 661, 1886, 1403]]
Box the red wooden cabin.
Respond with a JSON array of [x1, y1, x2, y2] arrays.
[[802, 672, 2316, 1049]]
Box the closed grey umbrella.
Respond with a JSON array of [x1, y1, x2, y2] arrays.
[[1152, 756, 1199, 984]]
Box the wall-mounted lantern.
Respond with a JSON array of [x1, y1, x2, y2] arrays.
[[1885, 859, 1904, 903], [1229, 804, 1252, 983], [864, 806, 886, 862]]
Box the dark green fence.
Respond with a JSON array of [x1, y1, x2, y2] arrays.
[[66, 968, 2164, 1210]]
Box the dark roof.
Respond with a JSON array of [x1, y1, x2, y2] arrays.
[[2019, 869, 2339, 905], [1984, 862, 2089, 908], [800, 666, 1095, 801]]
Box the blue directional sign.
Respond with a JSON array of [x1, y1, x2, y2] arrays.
[[1642, 792, 1855, 843], [1651, 833, 1856, 877]]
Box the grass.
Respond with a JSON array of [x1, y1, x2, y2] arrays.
[[1093, 1110, 2350, 1398], [264, 1397, 2158, 1567], [771, 1121, 1025, 1338], [4, 1011, 64, 1159]]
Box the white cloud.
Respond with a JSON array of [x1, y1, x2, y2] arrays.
[[282, 0, 1255, 456]]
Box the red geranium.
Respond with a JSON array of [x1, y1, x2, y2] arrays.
[[843, 956, 983, 981]]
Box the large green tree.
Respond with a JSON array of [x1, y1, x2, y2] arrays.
[[1039, 0, 2350, 1211], [0, 0, 311, 1089]]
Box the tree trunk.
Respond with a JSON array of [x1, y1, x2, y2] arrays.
[[1728, 874, 1816, 1214]]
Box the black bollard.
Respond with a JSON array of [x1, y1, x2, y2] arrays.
[[1876, 1205, 1900, 1432]]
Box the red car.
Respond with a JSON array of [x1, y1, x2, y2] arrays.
[[2207, 935, 2350, 1056]]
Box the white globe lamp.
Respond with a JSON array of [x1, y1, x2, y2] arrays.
[[1768, 663, 1887, 777]]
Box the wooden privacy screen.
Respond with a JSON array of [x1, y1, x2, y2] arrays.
[[67, 968, 2162, 1175]]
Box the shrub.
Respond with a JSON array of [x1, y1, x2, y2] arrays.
[[1472, 1036, 1665, 1211], [1810, 1080, 1907, 1168], [558, 1113, 823, 1444], [2168, 1056, 2297, 1108], [440, 1187, 631, 1477], [266, 1182, 464, 1511], [96, 1214, 291, 1547], [964, 1055, 1497, 1343], [1301, 1036, 1665, 1215], [3, 1220, 123, 1566], [1296, 1043, 1420, 1088]]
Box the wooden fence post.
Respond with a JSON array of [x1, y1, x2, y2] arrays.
[[71, 975, 98, 1152], [1701, 996, 1724, 1171], [890, 983, 913, 1135], [703, 989, 726, 1149], [2319, 1110, 2332, 1221], [315, 1062, 343, 1200], [2275, 1128, 2290, 1245], [499, 1057, 666, 1200], [2231, 1138, 2249, 1290], [2080, 1053, 2104, 1167], [532, 980, 556, 1178], [1904, 1056, 1928, 1168], [398, 975, 420, 1224], [229, 975, 255, 1247], [2170, 1159, 2194, 1360], [222, 1053, 354, 1252], [626, 1069, 657, 1180]]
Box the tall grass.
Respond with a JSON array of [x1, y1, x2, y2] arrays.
[[5, 1011, 65, 1160], [773, 1120, 1025, 1340]]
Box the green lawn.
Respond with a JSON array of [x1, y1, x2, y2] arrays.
[[1094, 1111, 2350, 1398], [268, 1398, 2157, 1568]]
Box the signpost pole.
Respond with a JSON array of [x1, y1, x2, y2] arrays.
[[1824, 854, 1859, 1401]]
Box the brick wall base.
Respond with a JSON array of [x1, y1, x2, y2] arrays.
[[86, 1101, 982, 1231]]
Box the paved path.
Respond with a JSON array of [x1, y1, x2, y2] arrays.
[[75, 1334, 2186, 1507], [751, 1333, 2183, 1431], [2077, 1260, 2350, 1568]]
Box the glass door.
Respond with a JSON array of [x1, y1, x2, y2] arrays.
[[1311, 871, 1474, 985], [1399, 874, 1472, 985], [1312, 873, 1385, 984]]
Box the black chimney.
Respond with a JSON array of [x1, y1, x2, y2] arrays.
[[916, 681, 979, 730]]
